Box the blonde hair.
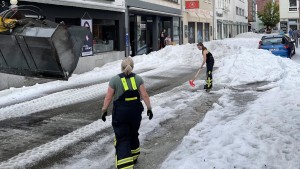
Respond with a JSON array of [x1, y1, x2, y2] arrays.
[[121, 57, 134, 76]]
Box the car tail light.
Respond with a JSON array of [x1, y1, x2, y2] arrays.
[[284, 45, 289, 49]]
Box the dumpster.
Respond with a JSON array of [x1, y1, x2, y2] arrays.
[[0, 6, 91, 80]]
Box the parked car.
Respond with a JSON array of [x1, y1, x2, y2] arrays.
[[258, 34, 296, 58]]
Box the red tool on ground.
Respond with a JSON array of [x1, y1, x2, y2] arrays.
[[189, 68, 203, 87]]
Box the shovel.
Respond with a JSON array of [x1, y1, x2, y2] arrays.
[[189, 68, 203, 87]]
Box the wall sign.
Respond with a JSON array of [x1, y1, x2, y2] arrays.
[[185, 1, 199, 9], [81, 19, 93, 57]]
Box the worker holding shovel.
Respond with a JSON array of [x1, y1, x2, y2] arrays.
[[189, 42, 214, 90]]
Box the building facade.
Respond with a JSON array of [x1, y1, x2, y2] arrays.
[[215, 0, 248, 39], [280, 0, 299, 33], [7, 0, 127, 73], [181, 0, 213, 44], [248, 0, 256, 31], [126, 0, 182, 56], [0, 0, 127, 89]]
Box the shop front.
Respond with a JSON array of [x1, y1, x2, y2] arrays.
[[126, 0, 181, 56], [1, 0, 127, 75], [1, 0, 125, 56], [183, 8, 213, 44], [288, 19, 298, 31]]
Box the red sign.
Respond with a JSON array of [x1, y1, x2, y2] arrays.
[[185, 1, 199, 9]]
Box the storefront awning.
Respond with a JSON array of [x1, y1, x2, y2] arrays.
[[187, 11, 199, 18], [129, 7, 182, 17], [226, 20, 234, 24], [187, 11, 210, 22], [196, 12, 207, 20], [217, 19, 224, 23], [218, 20, 236, 25], [235, 22, 248, 25]]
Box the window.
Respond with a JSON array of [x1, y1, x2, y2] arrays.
[[205, 23, 210, 41], [197, 22, 203, 42], [92, 19, 118, 53], [173, 18, 180, 44], [290, 0, 297, 7], [166, 0, 179, 3], [289, 0, 297, 11], [236, 7, 238, 15], [262, 37, 284, 45]]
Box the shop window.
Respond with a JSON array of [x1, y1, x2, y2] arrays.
[[223, 24, 227, 38], [204, 23, 209, 41], [290, 0, 297, 7], [166, 0, 179, 3], [197, 22, 203, 42], [173, 18, 180, 45], [92, 19, 117, 53], [188, 22, 195, 43], [217, 21, 222, 39], [289, 0, 297, 11], [136, 16, 147, 55]]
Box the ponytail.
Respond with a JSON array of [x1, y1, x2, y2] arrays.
[[121, 57, 134, 76]]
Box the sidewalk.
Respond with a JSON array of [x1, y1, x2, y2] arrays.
[[292, 46, 300, 64]]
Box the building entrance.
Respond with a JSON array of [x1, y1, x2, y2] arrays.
[[130, 15, 153, 56]]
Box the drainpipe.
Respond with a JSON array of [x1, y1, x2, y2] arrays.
[[181, 0, 183, 44], [213, 0, 215, 40], [125, 1, 129, 57], [299, 0, 300, 29]]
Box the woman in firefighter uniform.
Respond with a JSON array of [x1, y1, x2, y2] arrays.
[[197, 42, 215, 90], [101, 57, 153, 169]]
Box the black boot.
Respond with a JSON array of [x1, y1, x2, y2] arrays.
[[207, 82, 213, 89], [204, 80, 213, 90]]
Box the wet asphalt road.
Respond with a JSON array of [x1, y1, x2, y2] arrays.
[[0, 66, 202, 167], [0, 64, 265, 169]]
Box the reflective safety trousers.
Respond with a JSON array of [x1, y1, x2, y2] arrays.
[[206, 60, 214, 88], [112, 73, 144, 169]]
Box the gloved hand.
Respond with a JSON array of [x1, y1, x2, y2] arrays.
[[101, 109, 107, 122], [147, 109, 153, 120]]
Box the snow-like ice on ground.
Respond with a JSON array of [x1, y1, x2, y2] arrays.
[[1, 32, 300, 169]]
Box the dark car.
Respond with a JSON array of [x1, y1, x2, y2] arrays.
[[258, 34, 296, 58]]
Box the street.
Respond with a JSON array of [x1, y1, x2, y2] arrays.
[[1, 35, 300, 169], [0, 65, 218, 169]]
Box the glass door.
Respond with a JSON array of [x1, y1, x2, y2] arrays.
[[136, 16, 147, 55]]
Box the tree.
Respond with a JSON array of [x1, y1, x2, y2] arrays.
[[257, 1, 280, 33]]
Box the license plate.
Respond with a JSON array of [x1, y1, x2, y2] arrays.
[[269, 48, 278, 51]]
